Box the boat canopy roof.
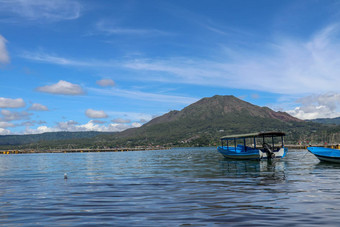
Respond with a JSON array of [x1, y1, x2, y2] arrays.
[[220, 131, 285, 140]]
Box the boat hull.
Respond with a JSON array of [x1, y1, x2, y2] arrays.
[[307, 147, 340, 163], [217, 146, 287, 160]]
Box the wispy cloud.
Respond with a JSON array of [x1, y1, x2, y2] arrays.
[[0, 35, 9, 64], [21, 23, 340, 97], [123, 24, 340, 95], [96, 79, 115, 87], [89, 87, 198, 105], [95, 21, 172, 36], [106, 111, 154, 123], [0, 0, 81, 22], [112, 118, 131, 124], [21, 51, 116, 67]]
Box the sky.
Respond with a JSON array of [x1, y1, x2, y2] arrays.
[[2, 0, 340, 135]]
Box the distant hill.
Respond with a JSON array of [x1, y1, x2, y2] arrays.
[[309, 117, 340, 125], [0, 131, 111, 146]]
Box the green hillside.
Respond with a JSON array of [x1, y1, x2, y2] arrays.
[[0, 131, 112, 147]]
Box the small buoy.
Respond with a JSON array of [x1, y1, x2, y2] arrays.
[[64, 173, 68, 180]]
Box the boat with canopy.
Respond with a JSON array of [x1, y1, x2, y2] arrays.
[[217, 131, 287, 160], [307, 147, 340, 163]]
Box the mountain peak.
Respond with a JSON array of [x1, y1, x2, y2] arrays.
[[120, 95, 302, 142]]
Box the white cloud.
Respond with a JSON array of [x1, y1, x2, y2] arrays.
[[0, 121, 14, 128], [36, 80, 85, 95], [85, 109, 108, 119], [19, 120, 46, 127], [28, 103, 48, 111], [19, 23, 340, 96], [286, 93, 340, 119], [112, 118, 131, 124], [107, 111, 154, 123], [0, 97, 25, 108], [90, 87, 198, 105], [96, 79, 115, 87], [24, 125, 58, 134], [57, 120, 79, 130], [123, 24, 340, 95], [0, 0, 81, 22], [0, 35, 9, 64], [0, 110, 31, 121], [0, 128, 11, 135], [24, 120, 141, 134], [21, 52, 116, 67], [131, 122, 142, 127], [96, 21, 171, 36], [92, 120, 106, 124]]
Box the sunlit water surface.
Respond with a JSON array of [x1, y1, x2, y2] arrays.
[[1, 148, 340, 226]]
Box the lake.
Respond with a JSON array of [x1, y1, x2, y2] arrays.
[[1, 148, 340, 226]]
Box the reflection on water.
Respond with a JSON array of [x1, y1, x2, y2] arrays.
[[220, 159, 287, 185], [1, 148, 340, 226]]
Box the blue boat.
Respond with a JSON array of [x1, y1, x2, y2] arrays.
[[217, 131, 288, 160], [307, 147, 340, 163]]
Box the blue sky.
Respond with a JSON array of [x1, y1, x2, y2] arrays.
[[1, 0, 340, 135]]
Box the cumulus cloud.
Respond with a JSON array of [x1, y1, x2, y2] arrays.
[[36, 80, 85, 95], [85, 109, 108, 119], [24, 120, 141, 134], [0, 121, 14, 128], [287, 93, 340, 119], [0, 35, 9, 64], [0, 110, 32, 121], [24, 125, 58, 134], [0, 97, 25, 108], [0, 0, 81, 22], [96, 78, 115, 87], [57, 120, 79, 131], [28, 103, 48, 111], [112, 118, 131, 124], [0, 128, 11, 135]]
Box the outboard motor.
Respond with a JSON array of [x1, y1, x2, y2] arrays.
[[263, 143, 275, 159]]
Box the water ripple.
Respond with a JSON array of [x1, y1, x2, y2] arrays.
[[1, 148, 340, 225]]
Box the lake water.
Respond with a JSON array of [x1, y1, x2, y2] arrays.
[[1, 148, 340, 226]]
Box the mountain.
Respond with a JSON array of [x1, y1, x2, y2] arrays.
[[308, 117, 340, 125], [109, 95, 312, 147]]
